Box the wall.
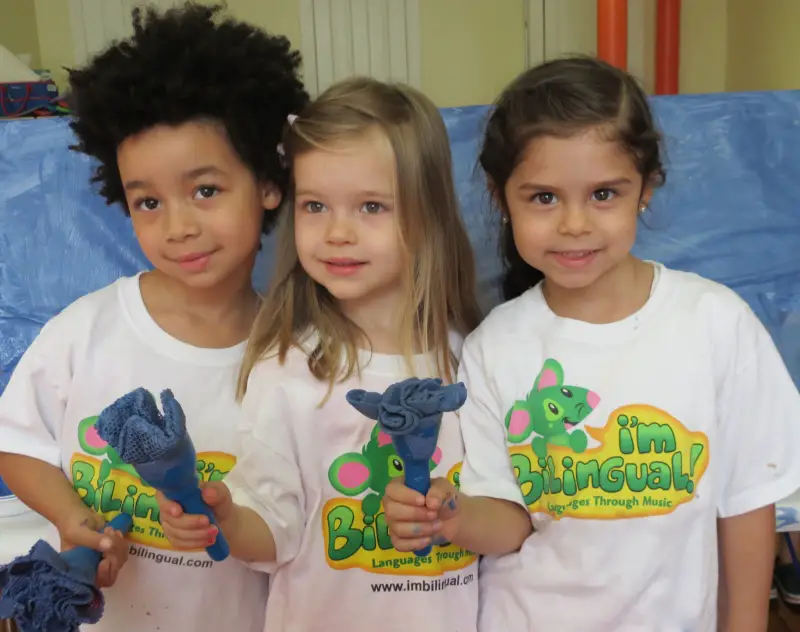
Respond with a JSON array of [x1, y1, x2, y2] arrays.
[[200, 0, 301, 53], [726, 0, 800, 92], [419, 0, 526, 107], [23, 0, 525, 107], [679, 0, 728, 94], [0, 0, 41, 68], [32, 0, 71, 87], [5, 0, 787, 105], [29, 0, 301, 93]]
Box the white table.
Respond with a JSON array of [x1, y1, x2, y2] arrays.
[[0, 497, 52, 565]]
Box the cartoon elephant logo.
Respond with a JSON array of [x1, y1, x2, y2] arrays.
[[505, 359, 600, 459], [78, 416, 140, 484], [327, 425, 442, 522]]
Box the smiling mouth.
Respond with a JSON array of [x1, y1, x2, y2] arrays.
[[324, 259, 366, 266], [563, 418, 577, 429], [553, 250, 597, 258], [173, 250, 216, 263]]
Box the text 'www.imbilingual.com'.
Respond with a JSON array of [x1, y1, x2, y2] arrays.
[[371, 573, 474, 592], [129, 545, 214, 569]]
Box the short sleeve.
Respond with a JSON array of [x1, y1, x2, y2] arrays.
[[716, 306, 800, 518], [0, 319, 70, 467], [226, 371, 306, 573], [457, 334, 527, 508]]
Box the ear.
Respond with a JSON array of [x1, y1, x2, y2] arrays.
[[376, 430, 393, 447], [486, 177, 507, 216], [260, 181, 282, 211], [78, 416, 110, 456], [346, 389, 382, 421], [534, 358, 564, 391], [639, 182, 655, 210], [328, 452, 372, 496], [367, 424, 393, 447], [506, 407, 535, 443], [486, 177, 499, 203]]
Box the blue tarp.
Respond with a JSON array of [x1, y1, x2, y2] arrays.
[[2, 92, 800, 494]]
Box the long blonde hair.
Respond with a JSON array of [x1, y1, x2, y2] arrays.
[[237, 77, 482, 399]]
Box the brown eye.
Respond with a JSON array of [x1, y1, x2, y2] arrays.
[[195, 185, 218, 200], [533, 192, 556, 205], [593, 189, 616, 202]]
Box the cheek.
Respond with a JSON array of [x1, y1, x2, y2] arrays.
[[215, 214, 262, 249], [607, 210, 639, 250], [214, 194, 265, 239], [130, 217, 160, 257], [511, 217, 550, 256], [372, 221, 404, 263], [293, 216, 318, 259]]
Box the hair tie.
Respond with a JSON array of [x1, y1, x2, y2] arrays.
[[277, 114, 298, 160]]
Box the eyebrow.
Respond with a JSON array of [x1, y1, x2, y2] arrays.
[[294, 189, 394, 199], [517, 177, 633, 191], [123, 165, 226, 192]]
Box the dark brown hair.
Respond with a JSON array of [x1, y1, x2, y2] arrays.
[[479, 55, 666, 300]]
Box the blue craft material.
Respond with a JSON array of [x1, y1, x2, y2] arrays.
[[0, 513, 132, 632], [95, 388, 230, 561], [347, 378, 468, 556]]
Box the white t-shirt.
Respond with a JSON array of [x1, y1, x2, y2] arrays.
[[0, 274, 269, 632], [228, 335, 479, 632], [457, 263, 800, 632]]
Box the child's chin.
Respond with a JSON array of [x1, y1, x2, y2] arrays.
[[324, 284, 369, 302], [162, 266, 230, 290], [545, 271, 600, 291]]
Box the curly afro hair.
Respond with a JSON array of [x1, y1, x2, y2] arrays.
[[67, 2, 309, 234]]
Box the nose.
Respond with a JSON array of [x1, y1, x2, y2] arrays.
[[557, 203, 592, 236], [162, 201, 201, 242], [324, 210, 357, 245]]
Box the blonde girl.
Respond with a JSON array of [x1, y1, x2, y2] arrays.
[[159, 77, 483, 631]]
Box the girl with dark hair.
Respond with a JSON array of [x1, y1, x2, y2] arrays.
[[384, 56, 800, 631]]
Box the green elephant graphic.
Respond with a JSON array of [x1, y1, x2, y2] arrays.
[[505, 359, 600, 459], [328, 425, 442, 522]]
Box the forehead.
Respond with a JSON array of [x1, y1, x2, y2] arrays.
[[117, 121, 244, 179], [512, 127, 639, 187], [293, 129, 396, 194]]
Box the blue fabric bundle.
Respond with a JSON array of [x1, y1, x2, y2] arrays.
[[96, 388, 230, 561], [347, 378, 468, 556], [0, 513, 132, 632]]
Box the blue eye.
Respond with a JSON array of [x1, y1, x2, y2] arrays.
[[361, 201, 384, 214]]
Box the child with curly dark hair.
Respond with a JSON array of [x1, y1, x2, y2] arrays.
[[0, 3, 308, 630]]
